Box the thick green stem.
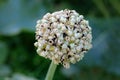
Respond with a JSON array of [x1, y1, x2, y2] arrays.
[[45, 61, 57, 80]]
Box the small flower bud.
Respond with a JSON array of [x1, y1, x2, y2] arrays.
[[60, 16, 67, 23], [62, 43, 68, 49]]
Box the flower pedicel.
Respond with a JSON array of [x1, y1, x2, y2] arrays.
[[34, 9, 92, 68]]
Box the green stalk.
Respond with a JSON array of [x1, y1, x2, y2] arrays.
[[45, 61, 57, 80]]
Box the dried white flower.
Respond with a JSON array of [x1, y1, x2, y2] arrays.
[[34, 9, 92, 68]]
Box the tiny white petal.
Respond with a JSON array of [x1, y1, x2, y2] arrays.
[[62, 44, 68, 49], [60, 17, 67, 23], [37, 20, 41, 24], [67, 30, 73, 36], [70, 43, 75, 48], [42, 19, 48, 23], [70, 57, 76, 64], [71, 36, 75, 41], [61, 25, 66, 31], [46, 45, 50, 50]]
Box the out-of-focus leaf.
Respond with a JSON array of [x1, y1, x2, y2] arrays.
[[11, 73, 37, 80], [61, 65, 79, 78], [101, 25, 120, 75], [0, 65, 11, 77], [76, 18, 110, 68], [76, 18, 120, 76], [92, 0, 110, 18], [0, 0, 48, 36], [0, 41, 8, 64], [109, 0, 120, 15], [81, 33, 108, 67]]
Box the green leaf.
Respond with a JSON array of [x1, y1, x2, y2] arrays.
[[0, 41, 8, 64], [0, 65, 11, 77], [0, 0, 48, 36]]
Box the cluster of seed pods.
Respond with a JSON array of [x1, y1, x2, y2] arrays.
[[34, 9, 92, 68]]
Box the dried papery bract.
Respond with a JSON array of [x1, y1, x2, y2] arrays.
[[34, 9, 92, 68]]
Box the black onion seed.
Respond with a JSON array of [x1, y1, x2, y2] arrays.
[[63, 33, 68, 38]]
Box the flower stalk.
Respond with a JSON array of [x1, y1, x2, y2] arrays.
[[45, 61, 57, 80]]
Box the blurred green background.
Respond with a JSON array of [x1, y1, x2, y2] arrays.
[[0, 0, 120, 80]]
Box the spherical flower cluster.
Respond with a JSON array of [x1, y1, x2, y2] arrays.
[[34, 9, 92, 68]]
